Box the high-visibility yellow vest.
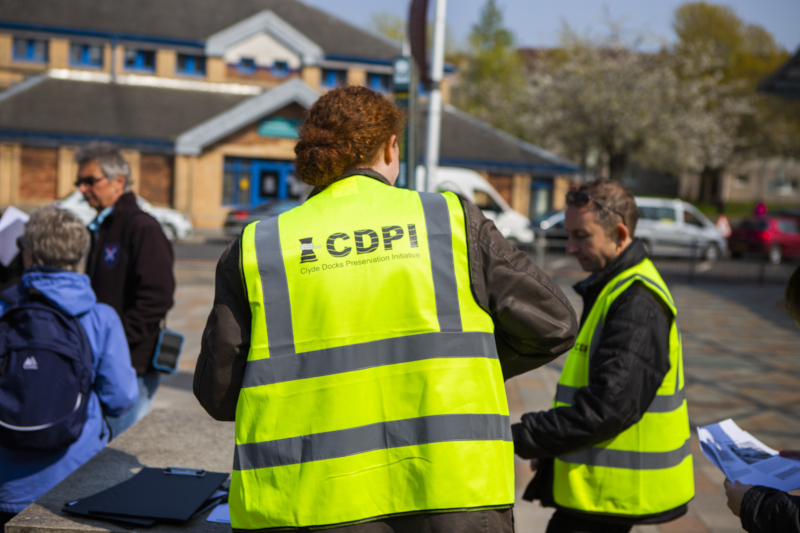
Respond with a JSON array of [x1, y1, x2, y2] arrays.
[[552, 258, 694, 518], [231, 175, 514, 531]]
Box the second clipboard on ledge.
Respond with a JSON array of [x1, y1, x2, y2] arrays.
[[62, 467, 228, 529]]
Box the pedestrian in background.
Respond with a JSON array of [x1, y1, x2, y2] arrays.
[[723, 263, 800, 533], [513, 179, 694, 533], [194, 86, 578, 532], [715, 201, 732, 239], [75, 142, 174, 436], [0, 207, 137, 525]]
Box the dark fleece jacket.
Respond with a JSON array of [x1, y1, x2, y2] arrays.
[[87, 192, 174, 375]]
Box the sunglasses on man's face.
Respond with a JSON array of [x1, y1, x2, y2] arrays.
[[566, 189, 627, 228], [74, 175, 107, 188]]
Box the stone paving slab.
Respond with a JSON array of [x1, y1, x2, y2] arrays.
[[163, 261, 800, 533]]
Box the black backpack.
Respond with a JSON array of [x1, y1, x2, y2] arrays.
[[0, 286, 93, 451]]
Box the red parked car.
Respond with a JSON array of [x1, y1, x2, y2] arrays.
[[728, 216, 800, 264]]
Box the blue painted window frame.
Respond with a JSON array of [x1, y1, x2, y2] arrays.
[[13, 38, 48, 63], [123, 49, 156, 72], [367, 72, 392, 92], [222, 157, 297, 206], [177, 53, 206, 76], [238, 57, 256, 75], [69, 43, 103, 68], [272, 60, 289, 77], [321, 68, 347, 88]]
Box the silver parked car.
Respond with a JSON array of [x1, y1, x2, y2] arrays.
[[531, 197, 726, 262], [635, 197, 726, 262]]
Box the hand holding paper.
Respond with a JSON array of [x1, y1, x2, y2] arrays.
[[698, 419, 800, 492]]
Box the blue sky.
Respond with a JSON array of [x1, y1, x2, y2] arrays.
[[302, 0, 800, 52]]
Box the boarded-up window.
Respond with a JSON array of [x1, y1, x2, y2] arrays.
[[19, 147, 58, 201], [140, 154, 174, 207], [487, 174, 513, 206]]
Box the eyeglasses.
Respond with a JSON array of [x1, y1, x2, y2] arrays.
[[566, 189, 627, 228], [74, 175, 107, 188]]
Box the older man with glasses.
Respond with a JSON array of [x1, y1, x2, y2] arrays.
[[512, 179, 694, 533], [75, 141, 174, 437]]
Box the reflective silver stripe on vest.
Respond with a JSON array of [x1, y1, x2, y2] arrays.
[[419, 192, 462, 333], [234, 413, 512, 471], [243, 331, 497, 388], [611, 273, 675, 308], [558, 437, 691, 470], [555, 384, 685, 414], [255, 216, 296, 357]]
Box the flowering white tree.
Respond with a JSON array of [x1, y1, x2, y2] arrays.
[[453, 6, 756, 187]]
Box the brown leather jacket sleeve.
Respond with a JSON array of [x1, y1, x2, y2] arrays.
[[193, 203, 578, 420], [463, 202, 577, 380], [193, 239, 250, 421]]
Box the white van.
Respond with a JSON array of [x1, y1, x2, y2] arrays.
[[416, 166, 534, 246]]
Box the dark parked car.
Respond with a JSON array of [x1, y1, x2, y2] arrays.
[[728, 217, 800, 264], [532, 210, 568, 249], [224, 200, 303, 235]]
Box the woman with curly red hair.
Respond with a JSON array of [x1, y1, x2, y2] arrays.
[[194, 86, 578, 533]]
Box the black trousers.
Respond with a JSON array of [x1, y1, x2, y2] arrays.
[[295, 509, 515, 533], [546, 511, 632, 533]]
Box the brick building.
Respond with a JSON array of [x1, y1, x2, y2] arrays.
[[0, 0, 578, 228]]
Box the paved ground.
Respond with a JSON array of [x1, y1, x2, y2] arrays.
[[153, 256, 800, 533]]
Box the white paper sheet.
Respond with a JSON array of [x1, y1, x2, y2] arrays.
[[698, 419, 800, 491], [207, 502, 231, 524], [0, 206, 29, 267]]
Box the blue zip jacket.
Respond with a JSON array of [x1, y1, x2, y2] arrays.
[[0, 267, 138, 514]]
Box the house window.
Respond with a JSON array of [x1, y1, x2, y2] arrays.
[[367, 73, 392, 92], [770, 179, 799, 196], [238, 57, 256, 75], [70, 43, 103, 68], [735, 174, 750, 188], [177, 54, 206, 76], [124, 49, 156, 72], [321, 68, 347, 88], [13, 38, 48, 63], [223, 158, 252, 205], [272, 60, 289, 77]]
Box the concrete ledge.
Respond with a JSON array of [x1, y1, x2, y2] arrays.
[[6, 409, 235, 533]]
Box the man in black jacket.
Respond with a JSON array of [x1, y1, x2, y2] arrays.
[[77, 142, 174, 436], [512, 179, 692, 532]]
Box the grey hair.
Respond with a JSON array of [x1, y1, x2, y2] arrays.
[[19, 206, 90, 271], [74, 141, 131, 190]]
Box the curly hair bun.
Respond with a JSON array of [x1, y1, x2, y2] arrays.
[[295, 86, 405, 189]]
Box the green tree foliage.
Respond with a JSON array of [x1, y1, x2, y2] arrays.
[[673, 2, 800, 201], [465, 0, 520, 82], [368, 11, 459, 58], [370, 12, 405, 45], [673, 2, 787, 86], [452, 0, 525, 135]]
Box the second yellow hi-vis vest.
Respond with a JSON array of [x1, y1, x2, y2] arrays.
[[232, 176, 514, 531], [553, 259, 694, 518]]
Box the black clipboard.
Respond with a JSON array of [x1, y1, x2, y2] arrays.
[[62, 467, 228, 523]]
